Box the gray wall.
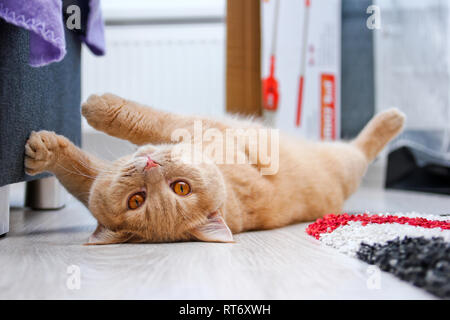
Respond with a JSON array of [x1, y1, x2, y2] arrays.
[[341, 0, 375, 139]]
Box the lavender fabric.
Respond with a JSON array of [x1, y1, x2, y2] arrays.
[[0, 0, 105, 67]]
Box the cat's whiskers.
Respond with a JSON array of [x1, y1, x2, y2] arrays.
[[55, 163, 112, 181], [119, 163, 139, 178], [57, 152, 116, 176], [75, 157, 116, 174], [103, 144, 121, 160]]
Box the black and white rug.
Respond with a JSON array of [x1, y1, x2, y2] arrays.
[[306, 213, 450, 298]]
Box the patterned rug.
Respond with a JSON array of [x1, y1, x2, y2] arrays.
[[306, 213, 450, 298]]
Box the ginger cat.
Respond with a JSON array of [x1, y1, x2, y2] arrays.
[[24, 93, 405, 244]]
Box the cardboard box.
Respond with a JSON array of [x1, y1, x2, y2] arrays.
[[261, 0, 341, 140]]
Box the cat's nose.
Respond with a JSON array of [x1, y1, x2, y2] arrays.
[[144, 156, 159, 171]]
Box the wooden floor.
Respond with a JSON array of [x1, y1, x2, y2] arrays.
[[1, 183, 449, 299]]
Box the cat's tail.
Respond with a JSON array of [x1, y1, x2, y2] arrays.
[[352, 108, 405, 162]]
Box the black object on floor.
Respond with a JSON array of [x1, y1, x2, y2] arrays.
[[386, 147, 450, 195], [357, 237, 450, 299]]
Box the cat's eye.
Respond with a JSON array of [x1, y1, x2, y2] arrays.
[[128, 192, 146, 210], [171, 181, 191, 196]]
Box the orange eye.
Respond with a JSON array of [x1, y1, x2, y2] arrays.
[[171, 181, 191, 196], [128, 192, 146, 210]]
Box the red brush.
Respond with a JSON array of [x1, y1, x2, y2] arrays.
[[262, 55, 279, 111], [263, 0, 280, 113]]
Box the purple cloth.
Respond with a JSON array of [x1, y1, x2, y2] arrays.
[[0, 0, 105, 67]]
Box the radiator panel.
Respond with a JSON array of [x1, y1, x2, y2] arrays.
[[81, 24, 226, 131]]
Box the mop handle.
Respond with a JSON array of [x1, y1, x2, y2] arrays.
[[270, 0, 280, 57], [296, 0, 311, 127]]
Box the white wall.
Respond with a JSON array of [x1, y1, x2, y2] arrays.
[[82, 0, 226, 135], [100, 0, 225, 21], [81, 0, 226, 158]]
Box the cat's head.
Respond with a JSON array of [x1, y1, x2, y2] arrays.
[[86, 144, 233, 245]]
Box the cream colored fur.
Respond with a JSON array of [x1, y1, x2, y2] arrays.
[[24, 93, 405, 244]]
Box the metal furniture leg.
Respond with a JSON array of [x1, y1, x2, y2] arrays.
[[0, 185, 9, 237], [25, 176, 66, 210]]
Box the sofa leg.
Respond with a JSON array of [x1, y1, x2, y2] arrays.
[[0, 185, 9, 237], [25, 176, 66, 210]]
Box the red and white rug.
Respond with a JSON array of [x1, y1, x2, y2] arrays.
[[306, 213, 450, 298]]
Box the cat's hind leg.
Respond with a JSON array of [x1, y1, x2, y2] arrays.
[[335, 108, 405, 200], [314, 109, 405, 205], [352, 108, 405, 162]]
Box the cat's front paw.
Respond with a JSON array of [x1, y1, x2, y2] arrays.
[[24, 131, 66, 175], [81, 93, 126, 130]]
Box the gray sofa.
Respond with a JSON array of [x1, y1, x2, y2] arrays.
[[0, 3, 84, 236]]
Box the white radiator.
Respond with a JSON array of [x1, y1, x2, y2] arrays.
[[81, 23, 226, 132]]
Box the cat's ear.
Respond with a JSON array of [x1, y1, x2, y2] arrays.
[[190, 211, 234, 243], [85, 224, 130, 245]]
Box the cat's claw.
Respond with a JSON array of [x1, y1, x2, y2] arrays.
[[24, 130, 66, 175]]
